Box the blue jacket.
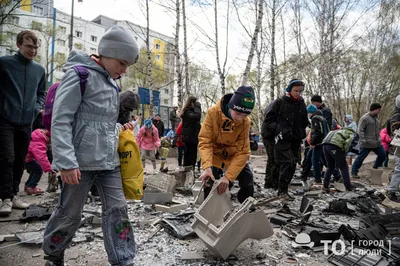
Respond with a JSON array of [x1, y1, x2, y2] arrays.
[[0, 52, 46, 125], [51, 50, 120, 171]]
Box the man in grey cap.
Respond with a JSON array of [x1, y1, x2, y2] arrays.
[[42, 25, 139, 266]]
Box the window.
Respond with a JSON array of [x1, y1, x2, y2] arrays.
[[75, 31, 82, 38], [91, 35, 97, 42], [57, 39, 66, 46], [155, 43, 161, 50], [8, 16, 19, 25], [56, 65, 63, 72], [33, 6, 44, 16], [31, 21, 42, 30], [164, 88, 169, 94], [155, 54, 160, 61], [74, 43, 83, 50], [163, 99, 169, 105], [55, 53, 66, 62], [59, 26, 66, 34], [7, 32, 17, 42], [90, 47, 96, 53]]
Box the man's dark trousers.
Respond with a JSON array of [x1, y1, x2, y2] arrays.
[[264, 139, 278, 188], [0, 116, 31, 200], [204, 164, 254, 203]]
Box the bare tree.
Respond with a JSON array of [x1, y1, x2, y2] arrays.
[[0, 0, 47, 26], [241, 0, 264, 86], [213, 0, 229, 94], [174, 0, 183, 108], [145, 0, 155, 117], [182, 0, 190, 96]]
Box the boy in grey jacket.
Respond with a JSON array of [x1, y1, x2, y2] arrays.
[[351, 103, 386, 178], [42, 25, 139, 266]]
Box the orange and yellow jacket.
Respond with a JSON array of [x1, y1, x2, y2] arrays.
[[198, 94, 251, 182]]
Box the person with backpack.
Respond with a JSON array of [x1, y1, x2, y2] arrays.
[[263, 79, 308, 200], [199, 86, 255, 203], [42, 25, 139, 266], [136, 119, 161, 175], [0, 30, 46, 215], [322, 127, 358, 192], [307, 104, 330, 184], [311, 95, 333, 130], [351, 103, 386, 178]]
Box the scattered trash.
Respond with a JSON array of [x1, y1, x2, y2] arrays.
[[20, 204, 53, 221]]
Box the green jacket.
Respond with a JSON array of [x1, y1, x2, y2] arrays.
[[323, 128, 356, 152]]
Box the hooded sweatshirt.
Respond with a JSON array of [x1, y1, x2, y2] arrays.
[[344, 115, 357, 132], [135, 125, 160, 151]]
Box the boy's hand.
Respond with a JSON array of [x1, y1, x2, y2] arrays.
[[61, 168, 81, 184], [201, 167, 215, 187], [218, 176, 229, 194]]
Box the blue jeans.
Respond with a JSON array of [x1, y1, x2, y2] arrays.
[[388, 154, 400, 192], [25, 160, 43, 188], [384, 151, 389, 167], [42, 167, 135, 265], [312, 146, 341, 182], [351, 146, 386, 175]]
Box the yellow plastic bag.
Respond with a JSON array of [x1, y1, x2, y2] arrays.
[[118, 130, 144, 200]]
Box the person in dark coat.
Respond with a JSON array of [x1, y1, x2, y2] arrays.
[[152, 114, 165, 138], [181, 96, 202, 169], [0, 30, 46, 215], [311, 95, 333, 130], [170, 106, 180, 131], [263, 79, 308, 200]]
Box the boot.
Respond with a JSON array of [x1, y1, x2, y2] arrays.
[[46, 173, 58, 193], [160, 161, 166, 172]]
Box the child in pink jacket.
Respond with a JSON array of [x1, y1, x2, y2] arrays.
[[136, 119, 161, 174], [24, 128, 55, 194], [380, 127, 392, 167]]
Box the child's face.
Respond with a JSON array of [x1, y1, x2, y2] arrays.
[[230, 109, 249, 122], [101, 57, 131, 79]]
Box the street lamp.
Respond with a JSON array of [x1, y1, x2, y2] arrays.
[[69, 0, 83, 51]]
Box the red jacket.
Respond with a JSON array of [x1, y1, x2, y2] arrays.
[[175, 122, 184, 147], [25, 129, 53, 172], [380, 128, 391, 152]]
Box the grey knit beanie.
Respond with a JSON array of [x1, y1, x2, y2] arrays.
[[98, 25, 139, 64]]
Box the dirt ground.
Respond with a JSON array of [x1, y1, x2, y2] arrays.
[[0, 153, 395, 266]]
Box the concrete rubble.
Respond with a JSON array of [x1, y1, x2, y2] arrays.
[[1, 156, 400, 266]]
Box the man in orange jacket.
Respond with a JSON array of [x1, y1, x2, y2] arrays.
[[199, 86, 255, 203]]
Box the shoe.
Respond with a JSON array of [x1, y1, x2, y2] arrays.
[[46, 173, 58, 193], [388, 192, 400, 203], [153, 170, 159, 175], [12, 196, 29, 209], [24, 186, 44, 195], [351, 173, 360, 179], [160, 167, 168, 173], [264, 183, 274, 189], [321, 186, 330, 193], [0, 199, 12, 215], [44, 255, 64, 266]]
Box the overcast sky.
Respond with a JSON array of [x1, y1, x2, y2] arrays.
[[53, 0, 378, 77]]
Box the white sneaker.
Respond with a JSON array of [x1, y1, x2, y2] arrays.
[[153, 170, 159, 175], [0, 199, 12, 215], [12, 196, 29, 209]]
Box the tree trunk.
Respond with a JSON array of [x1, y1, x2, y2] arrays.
[[146, 0, 154, 117], [241, 0, 264, 86], [214, 0, 226, 94], [270, 0, 277, 100], [175, 0, 183, 108], [182, 0, 190, 96]]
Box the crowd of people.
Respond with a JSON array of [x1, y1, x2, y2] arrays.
[[0, 27, 399, 266]]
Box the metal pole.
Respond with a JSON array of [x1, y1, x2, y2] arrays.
[[69, 0, 74, 51]]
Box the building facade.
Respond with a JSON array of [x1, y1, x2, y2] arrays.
[[0, 2, 175, 110]]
